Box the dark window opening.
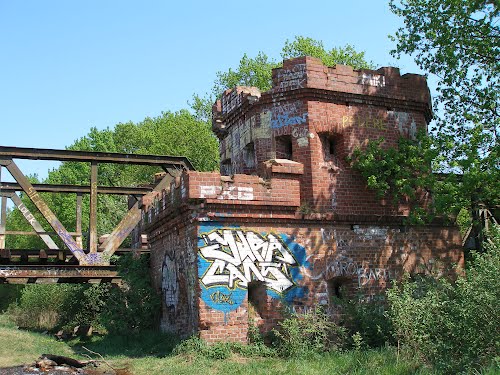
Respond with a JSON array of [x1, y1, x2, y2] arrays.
[[243, 143, 256, 168], [327, 278, 346, 302], [248, 280, 267, 319], [320, 133, 338, 161], [275, 135, 293, 160], [221, 159, 232, 176]]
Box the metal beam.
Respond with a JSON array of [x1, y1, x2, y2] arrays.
[[100, 174, 172, 257], [6, 230, 85, 236], [8, 193, 59, 249], [89, 162, 98, 253], [0, 145, 194, 170], [76, 193, 83, 248], [0, 265, 119, 282], [0, 159, 86, 262], [0, 182, 153, 195], [0, 166, 5, 250]]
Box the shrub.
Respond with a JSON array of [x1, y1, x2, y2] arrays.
[[340, 295, 394, 348], [5, 254, 158, 334], [6, 284, 99, 331], [387, 225, 500, 374], [99, 254, 160, 333], [272, 307, 347, 358]]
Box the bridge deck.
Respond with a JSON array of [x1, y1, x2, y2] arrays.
[[0, 264, 120, 284], [0, 248, 148, 284]]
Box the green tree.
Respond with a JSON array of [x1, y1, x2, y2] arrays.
[[5, 110, 218, 249], [191, 36, 374, 122], [352, 1, 499, 236], [387, 225, 500, 373]]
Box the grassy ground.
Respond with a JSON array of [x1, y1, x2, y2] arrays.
[[0, 314, 432, 375], [1, 313, 494, 375]]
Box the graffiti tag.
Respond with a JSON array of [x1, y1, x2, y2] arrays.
[[199, 229, 297, 293]]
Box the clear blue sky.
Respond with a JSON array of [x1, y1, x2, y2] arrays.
[[0, 0, 425, 180]]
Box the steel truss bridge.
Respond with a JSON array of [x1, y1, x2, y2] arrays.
[[0, 146, 193, 284]]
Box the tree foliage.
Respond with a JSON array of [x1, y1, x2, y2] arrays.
[[352, 1, 499, 231], [5, 110, 218, 249], [191, 36, 374, 122], [390, 1, 499, 207], [387, 225, 500, 373]]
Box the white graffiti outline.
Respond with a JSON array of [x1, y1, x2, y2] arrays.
[[199, 229, 298, 294]]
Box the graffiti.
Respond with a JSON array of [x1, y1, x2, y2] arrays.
[[389, 111, 417, 140], [358, 73, 386, 87], [198, 226, 309, 313], [352, 225, 388, 240], [291, 126, 308, 139], [291, 126, 309, 147], [199, 229, 297, 292], [331, 190, 337, 209], [180, 177, 187, 199], [310, 256, 398, 288], [221, 90, 242, 114], [200, 185, 254, 201], [276, 63, 306, 92], [17, 203, 36, 225], [53, 221, 84, 254], [357, 267, 397, 287], [26, 187, 55, 222], [162, 254, 179, 308], [271, 113, 308, 129], [341, 115, 387, 130], [210, 290, 234, 305]]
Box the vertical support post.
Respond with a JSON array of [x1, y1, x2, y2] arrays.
[[0, 166, 6, 251], [89, 161, 98, 253], [0, 159, 85, 262], [75, 193, 83, 249]]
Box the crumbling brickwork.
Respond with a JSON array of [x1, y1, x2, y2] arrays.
[[143, 57, 463, 343]]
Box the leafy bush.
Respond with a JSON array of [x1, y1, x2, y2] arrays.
[[340, 295, 394, 348], [6, 284, 104, 331], [272, 307, 347, 358], [99, 254, 161, 333], [6, 254, 159, 334], [0, 285, 23, 312], [387, 225, 500, 374], [173, 336, 275, 359]]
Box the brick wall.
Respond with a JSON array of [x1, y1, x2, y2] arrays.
[[142, 57, 463, 343], [212, 56, 431, 214]]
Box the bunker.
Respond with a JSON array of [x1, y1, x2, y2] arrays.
[[137, 57, 463, 343]]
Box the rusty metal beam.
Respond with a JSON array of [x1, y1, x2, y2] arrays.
[[0, 265, 120, 283], [0, 166, 5, 250], [89, 162, 98, 253], [0, 159, 86, 262], [4, 248, 148, 256], [0, 182, 153, 195], [0, 145, 194, 170], [100, 174, 172, 257], [8, 193, 59, 249], [5, 230, 85, 236], [76, 193, 83, 248]]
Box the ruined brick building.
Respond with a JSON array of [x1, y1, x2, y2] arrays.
[[138, 57, 464, 343]]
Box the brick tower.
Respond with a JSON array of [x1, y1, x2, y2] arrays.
[[143, 57, 463, 343]]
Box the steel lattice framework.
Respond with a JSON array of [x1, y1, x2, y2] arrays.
[[0, 146, 194, 283]]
